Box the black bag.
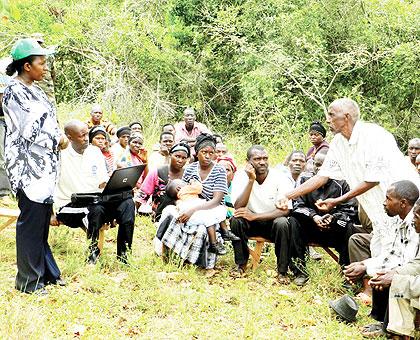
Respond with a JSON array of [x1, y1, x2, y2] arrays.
[[71, 190, 133, 207]]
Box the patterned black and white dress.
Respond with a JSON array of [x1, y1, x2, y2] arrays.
[[2, 79, 61, 203]]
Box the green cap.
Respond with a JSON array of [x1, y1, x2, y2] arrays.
[[10, 38, 54, 61]]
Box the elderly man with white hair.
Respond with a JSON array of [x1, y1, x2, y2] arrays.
[[277, 98, 419, 297]]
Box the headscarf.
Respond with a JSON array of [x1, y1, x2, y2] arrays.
[[129, 132, 144, 144], [194, 133, 216, 154], [89, 125, 107, 143], [216, 156, 237, 173], [116, 126, 131, 138], [170, 142, 191, 158], [309, 121, 326, 138]]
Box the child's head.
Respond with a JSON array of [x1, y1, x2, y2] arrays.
[[165, 179, 187, 199]]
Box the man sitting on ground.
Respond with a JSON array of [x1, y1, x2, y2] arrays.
[[288, 151, 359, 285], [230, 145, 293, 283], [87, 104, 117, 135], [343, 181, 419, 337], [53, 120, 136, 264]]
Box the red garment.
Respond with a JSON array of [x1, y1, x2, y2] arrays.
[[102, 150, 115, 176], [306, 140, 329, 160]]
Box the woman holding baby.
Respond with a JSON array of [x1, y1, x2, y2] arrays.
[[158, 133, 228, 268]]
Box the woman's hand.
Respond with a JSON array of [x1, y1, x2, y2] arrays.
[[177, 208, 195, 224]]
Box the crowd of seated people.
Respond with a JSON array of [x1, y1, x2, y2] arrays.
[[4, 81, 420, 337], [4, 38, 420, 338]]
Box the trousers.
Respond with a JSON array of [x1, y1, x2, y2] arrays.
[[230, 216, 290, 274], [56, 198, 135, 256], [289, 214, 357, 269], [348, 233, 372, 263], [16, 190, 61, 292]]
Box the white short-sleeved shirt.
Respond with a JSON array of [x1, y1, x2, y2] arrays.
[[231, 168, 293, 214], [318, 120, 420, 263], [54, 145, 109, 209]]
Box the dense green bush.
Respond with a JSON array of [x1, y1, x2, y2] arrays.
[[0, 0, 418, 156]]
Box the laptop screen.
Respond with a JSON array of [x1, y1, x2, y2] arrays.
[[102, 165, 146, 195]]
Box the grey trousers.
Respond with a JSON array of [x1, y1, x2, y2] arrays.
[[348, 232, 372, 263], [0, 119, 11, 196]]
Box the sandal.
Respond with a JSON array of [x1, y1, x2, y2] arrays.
[[360, 323, 384, 338], [230, 265, 245, 278], [355, 292, 372, 306]]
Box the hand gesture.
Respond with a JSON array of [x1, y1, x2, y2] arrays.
[[343, 262, 367, 284], [368, 271, 395, 290], [313, 215, 324, 229], [315, 198, 337, 212], [275, 195, 289, 210], [59, 134, 69, 150], [244, 163, 256, 181], [234, 207, 255, 222]]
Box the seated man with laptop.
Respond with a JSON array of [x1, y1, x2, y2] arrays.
[[52, 120, 142, 264]]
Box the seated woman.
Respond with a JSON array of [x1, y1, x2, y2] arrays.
[[117, 133, 148, 188], [89, 126, 115, 175], [306, 121, 329, 160], [158, 133, 228, 268], [165, 179, 227, 254], [111, 126, 131, 161], [137, 142, 190, 221]]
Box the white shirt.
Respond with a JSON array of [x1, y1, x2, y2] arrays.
[[363, 209, 419, 276], [54, 145, 109, 209], [110, 143, 126, 163], [231, 168, 293, 214], [318, 120, 420, 259]]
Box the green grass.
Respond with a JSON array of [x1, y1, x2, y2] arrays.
[[0, 213, 386, 339]]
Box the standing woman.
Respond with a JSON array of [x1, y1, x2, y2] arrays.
[[2, 39, 68, 294]]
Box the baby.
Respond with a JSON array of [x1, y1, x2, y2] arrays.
[[166, 179, 227, 255]]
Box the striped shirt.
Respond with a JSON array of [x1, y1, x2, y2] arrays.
[[182, 161, 227, 202]]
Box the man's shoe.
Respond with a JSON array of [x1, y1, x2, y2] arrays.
[[221, 230, 240, 242], [309, 247, 322, 260], [33, 287, 48, 296], [49, 277, 67, 286], [87, 247, 100, 265], [276, 273, 290, 285], [118, 251, 128, 264], [293, 274, 309, 286], [208, 242, 227, 255]]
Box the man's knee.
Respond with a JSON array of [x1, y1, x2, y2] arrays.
[[272, 216, 290, 231], [348, 233, 368, 249], [116, 198, 135, 225], [230, 217, 246, 234]]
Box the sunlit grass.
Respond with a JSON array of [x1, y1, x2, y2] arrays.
[[0, 212, 386, 339]]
